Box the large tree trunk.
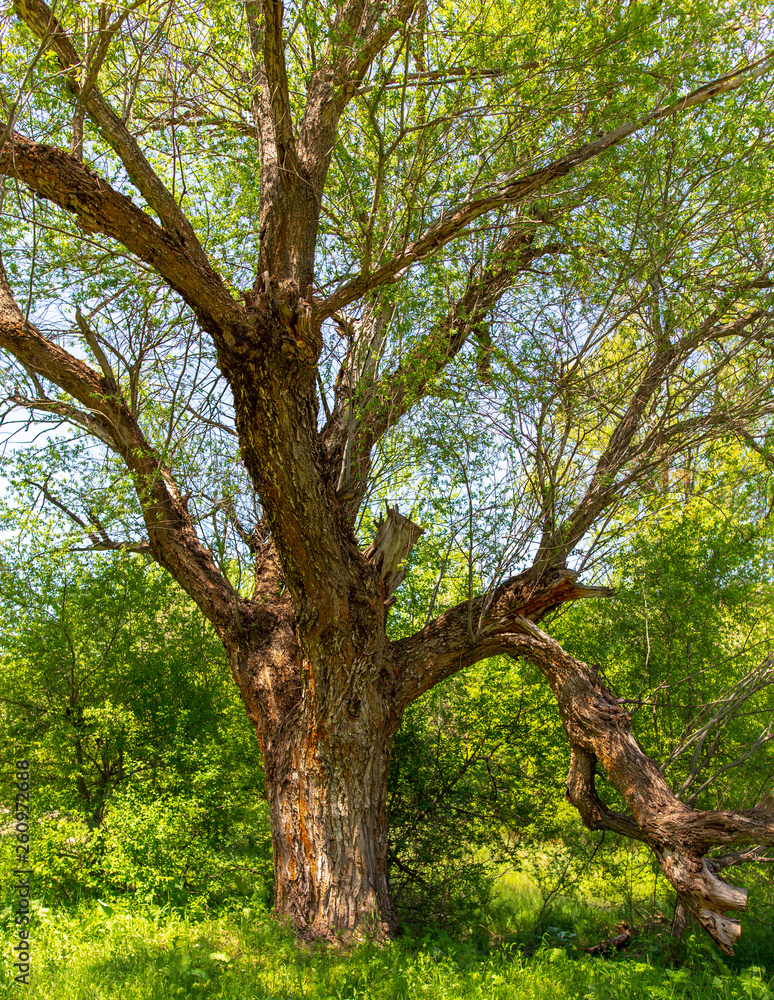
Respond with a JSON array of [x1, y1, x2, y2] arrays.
[[224, 586, 403, 943], [264, 709, 398, 941]]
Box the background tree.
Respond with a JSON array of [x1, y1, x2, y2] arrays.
[[2, 0, 774, 948], [0, 543, 272, 907]]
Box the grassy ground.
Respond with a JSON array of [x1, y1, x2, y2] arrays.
[[1, 895, 772, 1000]]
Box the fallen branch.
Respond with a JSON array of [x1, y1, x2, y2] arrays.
[[585, 916, 668, 956]]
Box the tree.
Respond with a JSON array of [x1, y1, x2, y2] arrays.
[[0, 545, 271, 907], [2, 0, 774, 949]]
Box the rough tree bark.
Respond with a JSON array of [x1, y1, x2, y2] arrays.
[[229, 626, 402, 939], [2, 0, 774, 948]]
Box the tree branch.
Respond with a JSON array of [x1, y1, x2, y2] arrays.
[[75, 306, 117, 391], [9, 391, 117, 448], [0, 126, 246, 344], [495, 620, 774, 953], [531, 342, 680, 569], [258, 0, 299, 172], [298, 0, 417, 180], [322, 231, 563, 508], [13, 0, 208, 260], [738, 427, 774, 470], [0, 258, 256, 638], [246, 3, 321, 291], [532, 301, 774, 571], [249, 0, 417, 293], [20, 476, 150, 553], [389, 553, 771, 945], [316, 51, 774, 319], [355, 63, 521, 96], [391, 565, 611, 708]]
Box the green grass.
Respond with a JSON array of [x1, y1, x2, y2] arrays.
[[1, 898, 773, 1000]]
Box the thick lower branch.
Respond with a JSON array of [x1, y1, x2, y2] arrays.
[[391, 566, 611, 707], [391, 560, 774, 952], [0, 261, 253, 638], [499, 621, 774, 954]]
